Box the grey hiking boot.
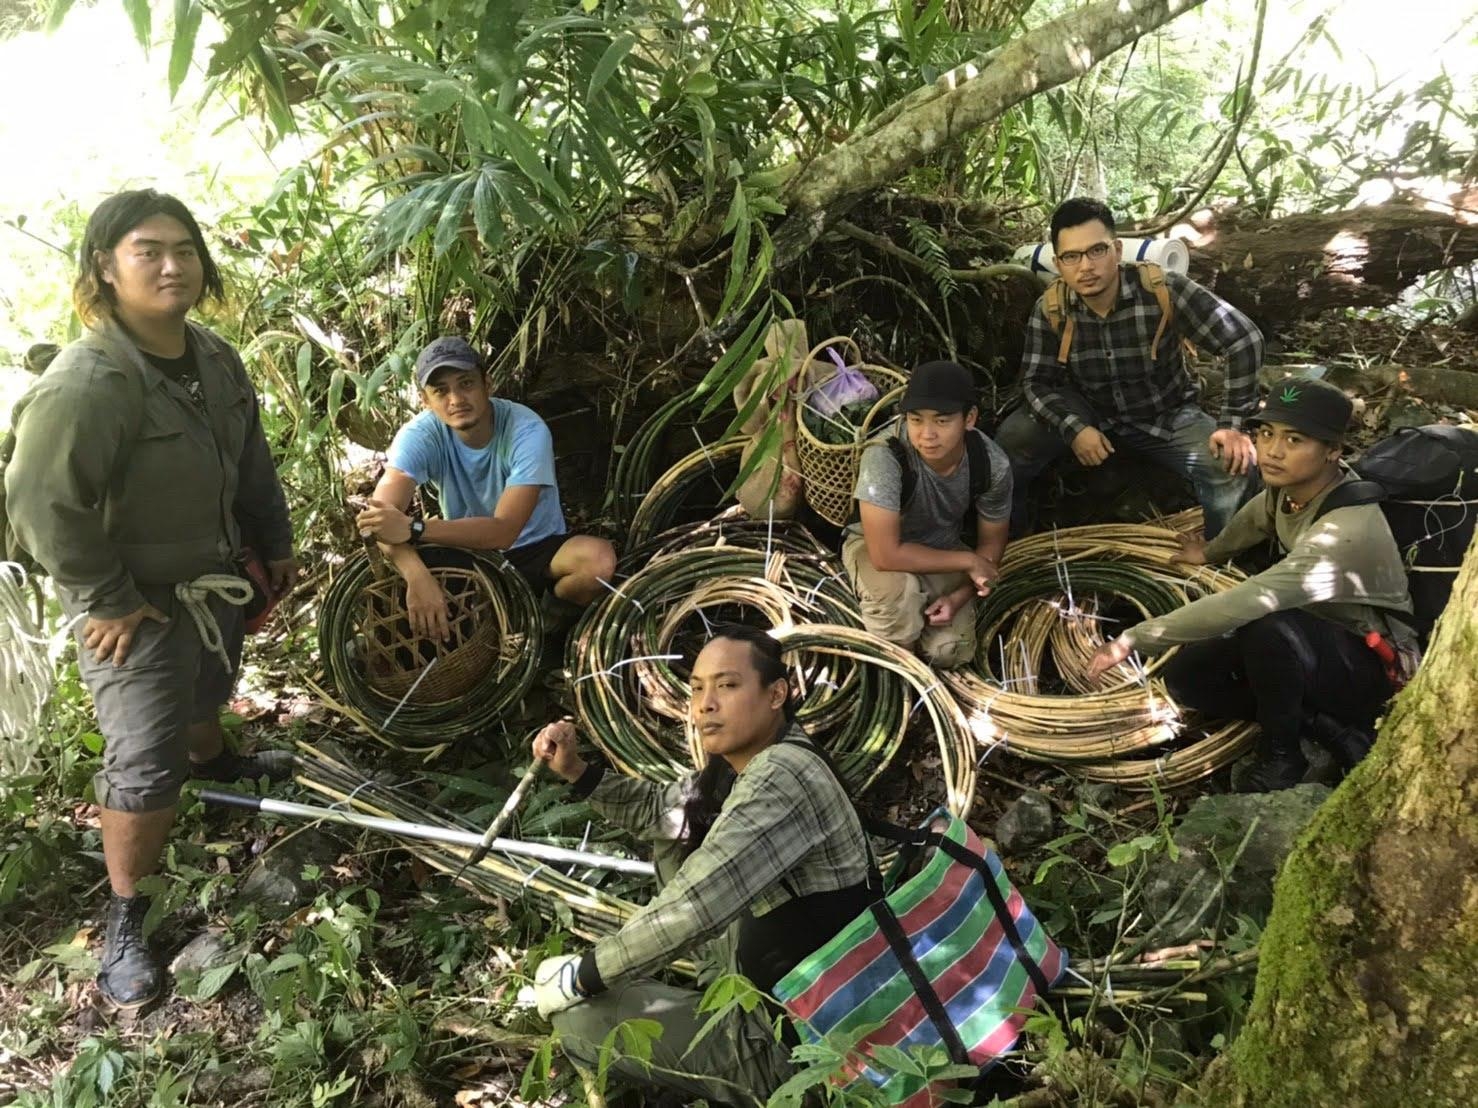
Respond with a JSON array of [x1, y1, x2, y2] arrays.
[[189, 748, 295, 783], [98, 893, 161, 1009]]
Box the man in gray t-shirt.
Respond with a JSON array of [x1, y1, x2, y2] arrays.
[[843, 361, 1012, 668]]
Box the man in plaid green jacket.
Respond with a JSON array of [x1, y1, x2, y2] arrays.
[[529, 626, 874, 1105]]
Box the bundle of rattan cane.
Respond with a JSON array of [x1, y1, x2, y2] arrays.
[[942, 515, 1258, 788], [626, 437, 748, 549], [566, 544, 908, 791], [609, 386, 701, 529], [316, 544, 542, 756], [293, 743, 644, 941]]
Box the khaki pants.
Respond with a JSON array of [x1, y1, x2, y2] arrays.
[[842, 534, 977, 668]]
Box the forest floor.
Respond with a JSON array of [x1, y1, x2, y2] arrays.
[[1, 316, 1474, 1108]]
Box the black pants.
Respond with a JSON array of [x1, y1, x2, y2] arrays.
[[1161, 610, 1391, 752]]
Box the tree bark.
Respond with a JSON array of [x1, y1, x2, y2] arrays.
[[1186, 200, 1478, 333], [1196, 529, 1478, 1104], [774, 0, 1209, 234]]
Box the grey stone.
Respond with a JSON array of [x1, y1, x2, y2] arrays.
[[1074, 780, 1121, 813], [169, 930, 235, 976], [1384, 396, 1433, 433], [1141, 783, 1331, 941], [994, 791, 1056, 855], [235, 828, 343, 915]]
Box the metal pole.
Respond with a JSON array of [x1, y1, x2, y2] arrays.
[[200, 789, 655, 877]]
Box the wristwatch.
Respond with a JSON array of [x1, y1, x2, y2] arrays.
[[408, 518, 426, 545]]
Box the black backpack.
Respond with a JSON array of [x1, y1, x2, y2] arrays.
[[1290, 425, 1478, 639], [851, 428, 993, 544]]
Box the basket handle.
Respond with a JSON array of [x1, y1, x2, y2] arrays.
[[861, 384, 906, 439], [794, 335, 864, 401]]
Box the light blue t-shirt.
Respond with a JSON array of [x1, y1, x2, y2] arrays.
[[387, 399, 566, 550]]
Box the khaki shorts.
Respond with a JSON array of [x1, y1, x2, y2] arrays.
[[842, 534, 978, 668], [61, 582, 244, 813]]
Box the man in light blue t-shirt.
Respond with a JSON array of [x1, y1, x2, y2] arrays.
[[356, 337, 617, 641]]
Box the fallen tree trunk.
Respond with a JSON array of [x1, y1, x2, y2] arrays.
[[769, 0, 1211, 263], [1186, 200, 1478, 333]]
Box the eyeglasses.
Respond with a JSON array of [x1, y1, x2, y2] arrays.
[[1055, 242, 1113, 267]]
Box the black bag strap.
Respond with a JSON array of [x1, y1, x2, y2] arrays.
[[886, 436, 914, 510], [1311, 479, 1385, 522], [1269, 480, 1385, 554], [871, 899, 973, 1066]]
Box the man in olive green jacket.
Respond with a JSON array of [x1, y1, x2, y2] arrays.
[[5, 190, 296, 1009]]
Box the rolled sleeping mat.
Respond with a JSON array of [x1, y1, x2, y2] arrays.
[[1011, 236, 1191, 277]]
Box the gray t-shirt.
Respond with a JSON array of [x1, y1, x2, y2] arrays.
[[847, 427, 1013, 549]]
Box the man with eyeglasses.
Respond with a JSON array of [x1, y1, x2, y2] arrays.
[[996, 197, 1262, 538]]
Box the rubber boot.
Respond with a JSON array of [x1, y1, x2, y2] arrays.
[[189, 748, 295, 783], [98, 892, 161, 1009], [1233, 746, 1309, 793], [1307, 712, 1376, 772]]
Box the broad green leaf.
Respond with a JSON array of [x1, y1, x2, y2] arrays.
[[588, 33, 635, 104], [418, 80, 464, 115], [121, 0, 151, 46], [193, 959, 240, 1000], [44, 0, 79, 33], [686, 71, 718, 99], [168, 0, 203, 99], [433, 176, 477, 256], [696, 305, 773, 420], [472, 167, 505, 248]]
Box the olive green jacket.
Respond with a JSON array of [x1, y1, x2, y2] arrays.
[[5, 319, 291, 619], [1125, 473, 1416, 654]]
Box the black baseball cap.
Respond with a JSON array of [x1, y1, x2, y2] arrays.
[[1249, 377, 1352, 441], [414, 336, 482, 387], [900, 360, 977, 414]]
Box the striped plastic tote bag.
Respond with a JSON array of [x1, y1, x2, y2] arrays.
[[773, 810, 1067, 1107]]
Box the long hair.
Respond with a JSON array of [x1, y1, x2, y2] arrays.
[[679, 624, 797, 858], [73, 189, 224, 327]]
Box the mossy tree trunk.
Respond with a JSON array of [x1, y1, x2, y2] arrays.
[[1197, 531, 1478, 1105]]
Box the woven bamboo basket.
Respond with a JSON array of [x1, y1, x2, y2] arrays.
[[793, 336, 906, 526], [359, 548, 504, 705]]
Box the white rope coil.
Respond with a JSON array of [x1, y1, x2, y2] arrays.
[[174, 574, 254, 674], [0, 563, 55, 776]]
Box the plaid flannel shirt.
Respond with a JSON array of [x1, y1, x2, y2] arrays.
[[573, 725, 870, 991], [1020, 267, 1263, 441]]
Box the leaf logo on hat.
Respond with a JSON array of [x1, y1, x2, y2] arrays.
[[1279, 385, 1301, 404]]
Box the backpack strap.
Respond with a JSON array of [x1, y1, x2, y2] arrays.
[[886, 436, 916, 512], [1311, 479, 1385, 522], [965, 428, 991, 504], [1041, 278, 1076, 366], [1134, 263, 1175, 360]]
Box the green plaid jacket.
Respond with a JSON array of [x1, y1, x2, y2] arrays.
[[576, 724, 870, 990]]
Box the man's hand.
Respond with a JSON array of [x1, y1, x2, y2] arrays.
[[82, 603, 168, 667], [965, 554, 999, 597], [1086, 635, 1136, 685], [266, 556, 299, 596], [1071, 427, 1115, 467], [532, 719, 588, 784], [1208, 428, 1256, 476], [533, 953, 586, 1019], [1169, 534, 1208, 567], [925, 590, 968, 627], [406, 572, 451, 641], [356, 499, 413, 545]]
